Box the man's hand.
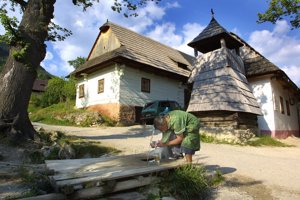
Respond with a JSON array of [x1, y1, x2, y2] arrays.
[[157, 140, 166, 147], [150, 141, 157, 148]]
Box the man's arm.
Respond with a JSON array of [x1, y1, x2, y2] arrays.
[[157, 134, 183, 147]]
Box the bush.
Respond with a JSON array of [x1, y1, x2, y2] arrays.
[[33, 77, 76, 108]]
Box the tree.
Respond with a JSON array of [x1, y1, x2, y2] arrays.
[[0, 0, 160, 140], [258, 0, 300, 29], [68, 56, 86, 69]]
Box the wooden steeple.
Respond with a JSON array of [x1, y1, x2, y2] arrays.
[[188, 15, 243, 54]]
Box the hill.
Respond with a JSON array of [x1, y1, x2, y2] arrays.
[[0, 42, 54, 79]]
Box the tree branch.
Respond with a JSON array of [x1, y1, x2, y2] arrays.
[[11, 0, 28, 11]]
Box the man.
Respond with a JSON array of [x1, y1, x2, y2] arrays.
[[153, 110, 200, 163]]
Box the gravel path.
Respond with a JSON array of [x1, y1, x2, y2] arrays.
[[33, 123, 300, 200]]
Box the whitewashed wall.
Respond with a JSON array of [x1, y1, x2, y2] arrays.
[[119, 66, 185, 108], [250, 76, 299, 136], [249, 76, 275, 131], [76, 65, 120, 108], [271, 79, 299, 132]]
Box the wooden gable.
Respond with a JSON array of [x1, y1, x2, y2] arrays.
[[88, 26, 121, 60]]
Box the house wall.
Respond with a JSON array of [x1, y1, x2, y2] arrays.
[[119, 66, 185, 107], [270, 79, 299, 138], [75, 65, 121, 120], [249, 76, 299, 138], [249, 76, 275, 132], [118, 65, 185, 123]]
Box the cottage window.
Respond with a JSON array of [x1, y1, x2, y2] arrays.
[[141, 78, 150, 93], [286, 100, 290, 116], [98, 79, 104, 93], [79, 84, 85, 98], [279, 96, 285, 114]]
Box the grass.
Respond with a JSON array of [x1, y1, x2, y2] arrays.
[[54, 134, 120, 158], [29, 101, 83, 126], [158, 164, 220, 200], [200, 134, 235, 145], [17, 166, 53, 197], [35, 131, 120, 160], [29, 101, 117, 127], [201, 133, 293, 147], [246, 135, 293, 147]]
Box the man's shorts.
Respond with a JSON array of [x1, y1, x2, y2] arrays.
[[181, 146, 195, 155]]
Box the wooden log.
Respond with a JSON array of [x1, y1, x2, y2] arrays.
[[19, 193, 66, 200], [54, 163, 179, 190], [69, 176, 158, 200]]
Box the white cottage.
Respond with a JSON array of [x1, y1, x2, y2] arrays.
[[71, 22, 194, 124]]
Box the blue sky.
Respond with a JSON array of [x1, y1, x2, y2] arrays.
[[1, 0, 300, 85]]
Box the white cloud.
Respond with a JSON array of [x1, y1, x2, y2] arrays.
[[46, 64, 58, 74], [146, 22, 204, 56], [248, 20, 300, 86], [177, 23, 205, 55], [281, 65, 300, 87], [166, 2, 180, 9], [44, 51, 53, 61], [142, 1, 165, 20], [147, 23, 183, 47]]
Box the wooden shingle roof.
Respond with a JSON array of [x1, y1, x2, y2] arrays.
[[72, 22, 194, 78], [188, 17, 243, 53], [187, 48, 262, 115]]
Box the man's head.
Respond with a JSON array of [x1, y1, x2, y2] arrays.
[[154, 116, 168, 132]]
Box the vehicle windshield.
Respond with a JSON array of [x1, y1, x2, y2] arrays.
[[143, 102, 156, 110]]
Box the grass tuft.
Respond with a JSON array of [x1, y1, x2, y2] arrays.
[[201, 133, 293, 147], [246, 135, 293, 147], [161, 164, 212, 200]]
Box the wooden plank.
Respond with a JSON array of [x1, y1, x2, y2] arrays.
[[19, 193, 66, 200], [54, 161, 180, 189], [69, 176, 158, 200], [45, 155, 120, 174], [46, 153, 182, 193]]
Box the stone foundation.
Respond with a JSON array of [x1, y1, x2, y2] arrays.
[[119, 105, 136, 125], [87, 103, 120, 121], [86, 103, 137, 125], [200, 127, 257, 144]]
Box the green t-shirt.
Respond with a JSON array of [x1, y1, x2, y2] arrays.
[[161, 110, 200, 150]]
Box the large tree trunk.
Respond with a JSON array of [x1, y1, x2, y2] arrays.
[[0, 0, 56, 140]]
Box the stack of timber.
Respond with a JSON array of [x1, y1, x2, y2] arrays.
[[45, 154, 182, 199], [197, 111, 258, 130]]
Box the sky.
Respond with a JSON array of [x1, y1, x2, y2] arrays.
[[1, 0, 300, 86]]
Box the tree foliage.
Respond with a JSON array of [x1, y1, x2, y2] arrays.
[[68, 56, 86, 69], [36, 77, 76, 108], [258, 0, 300, 29]]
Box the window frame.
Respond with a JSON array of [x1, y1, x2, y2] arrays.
[[286, 99, 290, 116], [98, 79, 104, 94], [79, 84, 85, 98], [141, 77, 150, 93], [279, 96, 285, 114]]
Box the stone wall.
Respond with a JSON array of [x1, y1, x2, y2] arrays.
[[87, 103, 120, 121]]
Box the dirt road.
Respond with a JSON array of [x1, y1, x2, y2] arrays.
[[34, 123, 300, 199]]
